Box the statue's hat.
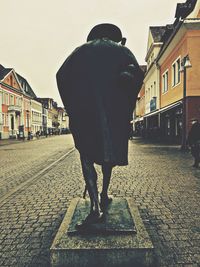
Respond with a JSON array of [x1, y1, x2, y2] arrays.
[[87, 23, 123, 43]]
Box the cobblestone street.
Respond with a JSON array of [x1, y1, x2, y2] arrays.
[[0, 135, 200, 267]]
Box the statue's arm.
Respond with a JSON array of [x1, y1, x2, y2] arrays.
[[56, 47, 80, 115], [119, 46, 144, 115]]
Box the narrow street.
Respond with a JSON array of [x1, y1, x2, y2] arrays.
[[0, 135, 200, 267]]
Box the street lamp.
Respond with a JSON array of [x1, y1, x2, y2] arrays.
[[180, 55, 192, 150]]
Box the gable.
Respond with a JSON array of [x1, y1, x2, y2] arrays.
[[2, 70, 23, 92], [147, 30, 154, 54]]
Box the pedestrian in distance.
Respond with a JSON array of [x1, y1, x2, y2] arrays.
[[56, 23, 144, 229], [36, 131, 40, 139], [187, 119, 200, 168]]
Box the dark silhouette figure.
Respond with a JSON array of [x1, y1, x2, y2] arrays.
[[56, 23, 144, 227], [188, 120, 200, 168]]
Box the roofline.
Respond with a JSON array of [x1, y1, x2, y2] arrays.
[[145, 42, 163, 62], [37, 97, 54, 101], [12, 69, 24, 92], [156, 19, 183, 63], [156, 18, 200, 64], [0, 68, 13, 82], [16, 72, 37, 98]]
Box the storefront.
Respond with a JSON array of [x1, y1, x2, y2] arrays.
[[134, 117, 144, 137], [144, 108, 160, 139], [160, 101, 182, 144]]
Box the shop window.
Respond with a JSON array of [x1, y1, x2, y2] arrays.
[[167, 118, 170, 136], [172, 57, 181, 86], [162, 71, 168, 93], [175, 118, 178, 136]]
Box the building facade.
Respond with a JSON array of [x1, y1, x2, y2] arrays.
[[157, 0, 200, 143], [143, 26, 166, 139], [134, 0, 200, 144], [0, 66, 24, 139], [0, 66, 67, 139], [0, 65, 38, 139], [57, 107, 68, 133], [31, 99, 42, 135]]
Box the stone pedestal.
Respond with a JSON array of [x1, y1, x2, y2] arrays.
[[50, 198, 155, 267]]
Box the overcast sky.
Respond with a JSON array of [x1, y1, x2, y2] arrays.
[[0, 0, 184, 106]]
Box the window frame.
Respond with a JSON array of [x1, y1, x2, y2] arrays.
[[162, 69, 169, 94], [172, 56, 181, 88]]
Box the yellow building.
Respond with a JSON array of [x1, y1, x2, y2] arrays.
[[157, 0, 200, 143]]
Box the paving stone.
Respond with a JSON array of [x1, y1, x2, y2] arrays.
[[0, 136, 200, 266]]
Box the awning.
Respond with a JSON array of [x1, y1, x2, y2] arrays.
[[160, 101, 182, 113], [143, 101, 182, 118], [144, 109, 159, 118], [134, 117, 144, 122]]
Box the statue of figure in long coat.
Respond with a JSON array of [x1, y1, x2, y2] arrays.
[[56, 23, 144, 228]]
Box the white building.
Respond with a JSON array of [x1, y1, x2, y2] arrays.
[[143, 26, 167, 133], [31, 99, 42, 134]]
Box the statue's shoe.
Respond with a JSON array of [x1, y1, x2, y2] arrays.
[[76, 211, 103, 231], [100, 194, 112, 212]]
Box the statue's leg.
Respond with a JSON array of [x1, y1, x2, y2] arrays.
[[100, 163, 113, 211], [80, 155, 101, 216]]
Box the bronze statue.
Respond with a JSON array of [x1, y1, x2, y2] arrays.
[[56, 23, 144, 228]]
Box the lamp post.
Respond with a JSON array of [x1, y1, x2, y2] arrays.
[[180, 55, 192, 150]]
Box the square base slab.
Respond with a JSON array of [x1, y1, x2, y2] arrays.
[[68, 198, 136, 234], [50, 198, 156, 267]]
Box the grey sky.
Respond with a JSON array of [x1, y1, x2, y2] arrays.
[[0, 0, 184, 106]]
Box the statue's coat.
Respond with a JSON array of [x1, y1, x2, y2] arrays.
[[56, 39, 144, 165]]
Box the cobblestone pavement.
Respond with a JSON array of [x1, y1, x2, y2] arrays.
[[0, 136, 200, 267], [0, 135, 74, 200]]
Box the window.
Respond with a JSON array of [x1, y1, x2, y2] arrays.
[[26, 113, 30, 127], [151, 53, 154, 63], [162, 71, 168, 93], [2, 93, 5, 104], [154, 82, 156, 96], [4, 114, 8, 126], [172, 58, 181, 86], [10, 95, 14, 105], [18, 98, 22, 107], [2, 114, 5, 126], [5, 93, 9, 105]]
